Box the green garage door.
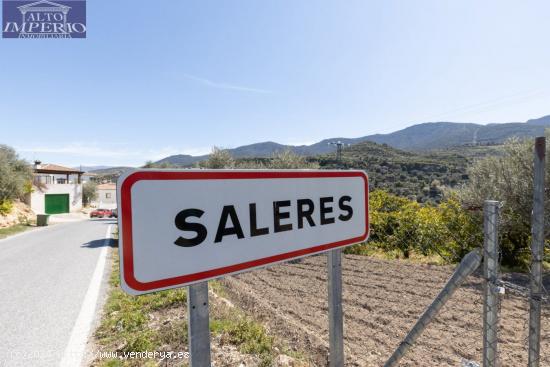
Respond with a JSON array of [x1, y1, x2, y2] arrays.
[[45, 194, 70, 214]]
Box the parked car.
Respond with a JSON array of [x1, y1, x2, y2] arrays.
[[90, 209, 112, 218], [110, 208, 118, 218]]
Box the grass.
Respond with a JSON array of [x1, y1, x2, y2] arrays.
[[93, 243, 304, 367], [0, 223, 34, 239], [94, 253, 188, 365], [345, 242, 448, 265]]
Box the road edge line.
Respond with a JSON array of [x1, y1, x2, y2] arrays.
[[59, 224, 112, 367]]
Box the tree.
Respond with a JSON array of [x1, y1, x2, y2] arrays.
[[267, 149, 319, 169], [200, 147, 235, 169], [82, 181, 98, 207], [457, 136, 550, 267], [0, 145, 32, 215]]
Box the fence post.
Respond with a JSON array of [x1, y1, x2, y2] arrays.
[[383, 250, 483, 367], [188, 282, 211, 367], [483, 200, 500, 367], [528, 136, 545, 367], [328, 249, 344, 367]]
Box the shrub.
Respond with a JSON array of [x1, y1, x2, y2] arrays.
[[0, 200, 14, 216], [352, 190, 481, 262], [457, 136, 550, 267], [267, 149, 319, 169], [200, 147, 235, 169], [0, 145, 32, 205]]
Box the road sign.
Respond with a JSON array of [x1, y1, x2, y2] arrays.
[[117, 170, 369, 295]]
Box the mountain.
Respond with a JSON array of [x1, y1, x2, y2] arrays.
[[156, 114, 550, 165], [364, 121, 547, 150], [526, 115, 550, 126], [154, 155, 204, 166]]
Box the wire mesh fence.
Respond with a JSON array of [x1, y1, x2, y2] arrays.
[[358, 137, 550, 367]]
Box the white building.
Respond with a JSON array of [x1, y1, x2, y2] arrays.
[[29, 162, 84, 214], [94, 183, 117, 209]]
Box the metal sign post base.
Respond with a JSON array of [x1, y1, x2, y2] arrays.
[[188, 282, 211, 367], [328, 249, 344, 367]]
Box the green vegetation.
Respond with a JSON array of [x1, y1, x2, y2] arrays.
[[314, 141, 470, 203], [199, 146, 318, 170], [94, 253, 188, 359], [0, 200, 14, 216], [88, 167, 133, 184], [114, 138, 549, 267], [199, 146, 235, 169], [83, 181, 98, 206], [0, 223, 33, 239], [458, 136, 550, 267], [344, 137, 549, 268], [346, 190, 482, 263], [0, 145, 32, 215], [142, 161, 176, 169], [94, 249, 303, 366], [184, 141, 474, 203]]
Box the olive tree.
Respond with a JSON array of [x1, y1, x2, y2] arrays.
[[0, 145, 32, 214], [457, 136, 550, 266], [200, 147, 235, 169], [267, 149, 319, 169], [82, 181, 98, 206], [142, 160, 176, 169]]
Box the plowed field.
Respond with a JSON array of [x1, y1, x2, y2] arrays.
[[221, 254, 550, 366]]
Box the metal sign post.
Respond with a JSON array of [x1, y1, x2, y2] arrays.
[[188, 282, 211, 367], [328, 248, 344, 367]]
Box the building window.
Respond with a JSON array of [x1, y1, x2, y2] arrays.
[[106, 193, 112, 199]]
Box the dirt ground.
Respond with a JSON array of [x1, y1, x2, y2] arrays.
[[221, 254, 550, 367]]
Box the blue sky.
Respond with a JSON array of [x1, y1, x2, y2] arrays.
[[1, 0, 550, 167]]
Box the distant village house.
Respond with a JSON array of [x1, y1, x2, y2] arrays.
[[29, 161, 83, 214], [93, 183, 116, 209]]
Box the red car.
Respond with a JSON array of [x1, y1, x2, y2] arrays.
[[90, 209, 113, 218]]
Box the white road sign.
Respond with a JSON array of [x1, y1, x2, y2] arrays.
[[117, 170, 369, 295]]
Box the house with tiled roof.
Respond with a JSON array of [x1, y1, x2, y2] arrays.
[[29, 161, 84, 214]]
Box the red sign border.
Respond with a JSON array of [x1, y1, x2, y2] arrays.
[[119, 170, 369, 293]]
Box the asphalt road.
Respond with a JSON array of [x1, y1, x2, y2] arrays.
[[0, 219, 115, 367]]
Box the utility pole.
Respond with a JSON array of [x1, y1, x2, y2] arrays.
[[328, 141, 349, 167]]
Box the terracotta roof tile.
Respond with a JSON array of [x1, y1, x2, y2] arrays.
[[35, 164, 83, 173]]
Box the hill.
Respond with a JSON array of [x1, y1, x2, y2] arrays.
[[88, 166, 133, 175], [154, 155, 203, 166], [87, 166, 133, 182], [155, 114, 550, 165], [313, 141, 470, 202]]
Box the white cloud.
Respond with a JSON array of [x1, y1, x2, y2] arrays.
[[16, 143, 211, 167], [171, 72, 274, 94]]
